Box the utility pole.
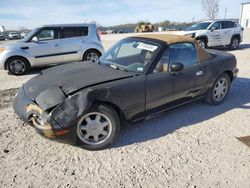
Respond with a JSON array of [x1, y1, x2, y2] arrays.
[[224, 8, 227, 19], [192, 17, 195, 23]]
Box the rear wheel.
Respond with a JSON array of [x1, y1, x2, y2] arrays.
[[76, 104, 120, 150], [6, 57, 30, 75], [205, 73, 231, 105], [83, 50, 101, 63], [229, 37, 240, 50]]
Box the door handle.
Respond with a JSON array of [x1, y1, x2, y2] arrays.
[[196, 71, 203, 76], [54, 44, 59, 47]]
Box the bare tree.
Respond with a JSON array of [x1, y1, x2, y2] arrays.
[[201, 0, 220, 20]]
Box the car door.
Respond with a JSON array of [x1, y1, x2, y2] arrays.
[[60, 26, 89, 62], [28, 27, 63, 65], [145, 43, 206, 111], [207, 21, 223, 46], [221, 21, 235, 45]]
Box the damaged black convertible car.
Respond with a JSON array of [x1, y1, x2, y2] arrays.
[[13, 34, 238, 150]]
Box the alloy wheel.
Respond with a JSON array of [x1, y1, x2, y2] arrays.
[[86, 52, 99, 63], [9, 59, 26, 74], [232, 39, 239, 49], [213, 78, 229, 101], [199, 40, 206, 48], [77, 112, 112, 145]]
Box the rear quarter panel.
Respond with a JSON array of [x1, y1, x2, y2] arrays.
[[202, 49, 237, 89]]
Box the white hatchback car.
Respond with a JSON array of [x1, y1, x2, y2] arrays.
[[0, 24, 104, 75], [175, 19, 244, 50]]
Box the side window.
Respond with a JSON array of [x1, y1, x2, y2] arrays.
[[62, 27, 88, 38], [222, 21, 235, 29], [154, 49, 169, 73], [169, 43, 198, 69], [36, 28, 58, 41], [210, 22, 221, 30]]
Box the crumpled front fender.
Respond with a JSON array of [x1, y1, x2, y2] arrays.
[[49, 87, 111, 129], [50, 91, 90, 128]]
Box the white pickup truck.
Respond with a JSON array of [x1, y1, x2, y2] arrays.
[[175, 19, 244, 50]]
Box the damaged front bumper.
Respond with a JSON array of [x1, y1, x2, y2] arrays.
[[13, 87, 77, 145]]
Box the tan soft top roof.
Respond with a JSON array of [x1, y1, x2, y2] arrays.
[[136, 34, 211, 62]]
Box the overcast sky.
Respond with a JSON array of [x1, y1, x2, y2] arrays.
[[0, 0, 248, 30]]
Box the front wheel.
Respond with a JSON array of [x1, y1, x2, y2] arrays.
[[198, 39, 207, 48], [76, 104, 120, 150], [6, 57, 30, 75], [205, 73, 231, 105], [83, 50, 101, 63]]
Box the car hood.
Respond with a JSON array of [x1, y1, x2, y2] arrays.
[[0, 41, 26, 49], [23, 62, 136, 100]]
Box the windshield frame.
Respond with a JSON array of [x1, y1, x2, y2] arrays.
[[20, 27, 40, 42], [184, 22, 212, 31], [100, 37, 161, 74]]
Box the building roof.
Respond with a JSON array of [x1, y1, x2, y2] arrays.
[[241, 2, 250, 5]]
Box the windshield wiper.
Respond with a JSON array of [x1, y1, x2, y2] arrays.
[[108, 63, 127, 72]]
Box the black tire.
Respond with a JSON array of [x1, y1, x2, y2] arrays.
[[83, 49, 101, 63], [229, 37, 240, 50], [6, 57, 30, 75], [198, 38, 207, 48], [76, 104, 120, 150], [205, 73, 231, 105]]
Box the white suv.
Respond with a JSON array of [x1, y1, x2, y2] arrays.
[[0, 24, 104, 75], [8, 32, 20, 40], [176, 20, 244, 50]]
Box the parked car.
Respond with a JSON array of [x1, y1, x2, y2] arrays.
[[13, 34, 238, 150], [21, 31, 30, 38], [0, 33, 5, 40], [0, 24, 104, 75], [8, 32, 21, 40], [175, 19, 244, 50]]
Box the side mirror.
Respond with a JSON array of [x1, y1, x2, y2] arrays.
[[31, 36, 38, 42], [170, 62, 184, 72], [210, 26, 217, 32]]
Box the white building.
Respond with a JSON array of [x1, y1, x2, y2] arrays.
[[0, 25, 5, 33], [240, 2, 250, 28]]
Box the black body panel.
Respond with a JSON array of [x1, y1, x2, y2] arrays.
[[13, 36, 238, 146], [24, 62, 136, 100]]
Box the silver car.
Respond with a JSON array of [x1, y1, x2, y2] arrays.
[[0, 24, 104, 75]]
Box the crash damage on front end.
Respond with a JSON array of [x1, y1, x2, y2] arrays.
[[13, 85, 93, 144], [13, 62, 134, 145]]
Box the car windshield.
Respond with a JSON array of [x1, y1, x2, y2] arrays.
[[185, 22, 212, 31], [100, 38, 159, 73], [20, 28, 39, 42]]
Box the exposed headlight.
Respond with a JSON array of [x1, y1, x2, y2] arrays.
[[0, 47, 6, 53]]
